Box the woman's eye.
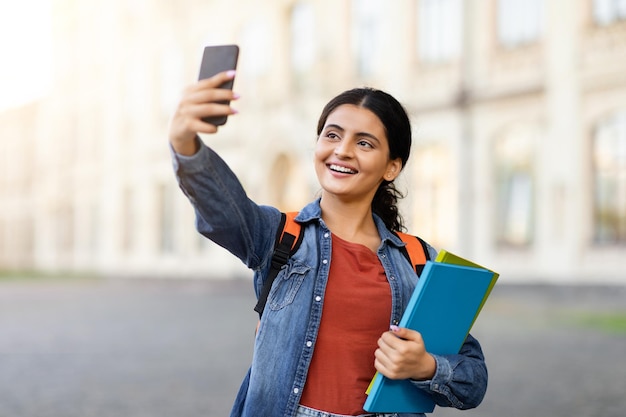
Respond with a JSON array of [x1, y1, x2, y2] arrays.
[[357, 140, 373, 148], [326, 132, 340, 140]]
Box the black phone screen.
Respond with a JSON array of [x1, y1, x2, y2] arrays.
[[198, 44, 239, 126]]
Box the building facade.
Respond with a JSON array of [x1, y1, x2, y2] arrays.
[[0, 0, 624, 282]]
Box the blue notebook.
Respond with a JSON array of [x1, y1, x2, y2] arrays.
[[363, 258, 497, 413]]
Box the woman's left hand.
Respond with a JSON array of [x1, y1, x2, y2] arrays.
[[374, 326, 437, 381]]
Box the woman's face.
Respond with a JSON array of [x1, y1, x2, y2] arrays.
[[315, 104, 402, 203]]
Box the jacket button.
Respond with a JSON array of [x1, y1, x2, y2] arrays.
[[293, 388, 299, 394], [315, 296, 322, 302]]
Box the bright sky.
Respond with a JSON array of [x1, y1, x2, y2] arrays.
[[0, 0, 53, 112]]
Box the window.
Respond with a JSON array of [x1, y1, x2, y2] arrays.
[[158, 183, 176, 253], [290, 2, 316, 73], [121, 187, 135, 253], [497, 0, 543, 48], [268, 153, 309, 211], [89, 203, 99, 255], [351, 0, 383, 77], [412, 144, 455, 246], [593, 0, 626, 25], [240, 20, 271, 77], [494, 127, 537, 247], [592, 110, 626, 244], [417, 0, 463, 64], [159, 40, 184, 116], [0, 0, 53, 111], [269, 154, 290, 210], [57, 205, 75, 256]]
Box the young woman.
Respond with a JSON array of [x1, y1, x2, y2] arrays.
[[169, 70, 488, 417]]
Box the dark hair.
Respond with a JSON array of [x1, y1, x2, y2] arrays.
[[316, 87, 412, 232]]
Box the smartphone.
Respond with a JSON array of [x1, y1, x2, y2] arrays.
[[198, 44, 239, 126]]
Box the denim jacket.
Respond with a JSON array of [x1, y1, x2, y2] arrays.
[[171, 139, 488, 417]]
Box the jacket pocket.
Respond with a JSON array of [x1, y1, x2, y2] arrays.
[[268, 261, 311, 311]]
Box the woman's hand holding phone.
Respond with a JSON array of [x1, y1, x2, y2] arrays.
[[168, 71, 239, 156], [169, 44, 240, 156]]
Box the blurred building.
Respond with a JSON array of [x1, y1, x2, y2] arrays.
[[0, 0, 624, 283]]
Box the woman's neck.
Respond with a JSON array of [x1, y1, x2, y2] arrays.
[[319, 195, 381, 251]]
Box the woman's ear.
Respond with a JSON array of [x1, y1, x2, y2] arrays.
[[385, 158, 402, 181]]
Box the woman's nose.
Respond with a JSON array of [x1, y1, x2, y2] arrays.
[[334, 140, 354, 158]]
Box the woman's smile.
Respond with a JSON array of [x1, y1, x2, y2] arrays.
[[327, 163, 358, 175]]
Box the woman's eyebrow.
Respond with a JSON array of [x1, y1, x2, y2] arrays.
[[324, 123, 344, 132], [358, 131, 381, 144], [324, 124, 381, 143]]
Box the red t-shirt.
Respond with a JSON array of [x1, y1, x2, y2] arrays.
[[299, 234, 392, 415]]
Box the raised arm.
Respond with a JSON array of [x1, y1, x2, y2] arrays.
[[168, 70, 283, 272]]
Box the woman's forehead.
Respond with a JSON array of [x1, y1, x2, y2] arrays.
[[324, 104, 385, 135]]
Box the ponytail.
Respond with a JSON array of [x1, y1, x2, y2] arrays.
[[372, 181, 405, 232]]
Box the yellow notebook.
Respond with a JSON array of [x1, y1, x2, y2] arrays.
[[435, 250, 499, 329]]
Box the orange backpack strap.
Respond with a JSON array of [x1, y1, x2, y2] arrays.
[[280, 212, 302, 248], [254, 212, 303, 318], [394, 231, 431, 277]]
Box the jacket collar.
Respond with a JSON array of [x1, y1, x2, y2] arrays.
[[296, 198, 406, 249]]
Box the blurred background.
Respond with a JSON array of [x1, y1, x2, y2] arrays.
[[1, 2, 625, 417], [0, 0, 625, 283]]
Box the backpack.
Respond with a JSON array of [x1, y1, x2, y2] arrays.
[[253, 212, 431, 318]]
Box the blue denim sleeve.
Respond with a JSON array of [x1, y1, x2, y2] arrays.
[[170, 138, 280, 270], [409, 333, 488, 410]]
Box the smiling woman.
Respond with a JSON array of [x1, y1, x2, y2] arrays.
[[168, 79, 489, 416], [0, 0, 53, 111]]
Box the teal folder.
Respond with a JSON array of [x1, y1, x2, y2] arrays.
[[363, 254, 498, 413]]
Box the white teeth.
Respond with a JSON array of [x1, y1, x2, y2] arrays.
[[329, 164, 357, 174]]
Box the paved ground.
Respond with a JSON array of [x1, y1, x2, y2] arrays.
[[0, 276, 625, 417]]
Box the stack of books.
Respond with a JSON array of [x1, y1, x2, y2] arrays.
[[364, 250, 499, 413]]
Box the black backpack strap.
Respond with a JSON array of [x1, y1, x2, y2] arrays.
[[254, 212, 303, 318], [394, 232, 431, 277]]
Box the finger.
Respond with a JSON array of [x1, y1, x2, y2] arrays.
[[374, 348, 390, 371], [185, 119, 219, 134], [171, 113, 218, 137], [186, 88, 239, 106], [178, 110, 232, 132], [197, 70, 237, 88], [182, 71, 238, 101], [174, 101, 238, 130], [172, 103, 237, 136], [376, 335, 404, 366], [379, 330, 405, 352], [374, 349, 403, 380], [379, 331, 424, 362], [186, 87, 239, 102], [182, 102, 237, 120]]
